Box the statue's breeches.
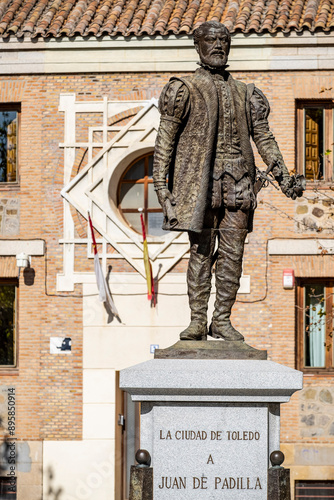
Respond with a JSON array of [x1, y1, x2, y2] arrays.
[[187, 208, 248, 325]]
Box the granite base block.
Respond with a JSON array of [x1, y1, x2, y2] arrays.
[[120, 358, 303, 402], [120, 357, 302, 499]]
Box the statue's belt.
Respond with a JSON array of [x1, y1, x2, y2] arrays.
[[212, 157, 248, 182], [210, 157, 254, 210]]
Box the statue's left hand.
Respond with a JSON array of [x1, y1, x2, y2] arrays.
[[280, 174, 306, 200]]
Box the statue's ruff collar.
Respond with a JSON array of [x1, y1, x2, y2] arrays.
[[197, 62, 230, 79]]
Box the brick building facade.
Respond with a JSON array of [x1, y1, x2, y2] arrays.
[[0, 1, 333, 499]]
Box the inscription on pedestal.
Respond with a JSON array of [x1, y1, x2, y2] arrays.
[[152, 405, 268, 499]]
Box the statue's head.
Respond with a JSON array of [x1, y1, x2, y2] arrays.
[[193, 21, 231, 69]]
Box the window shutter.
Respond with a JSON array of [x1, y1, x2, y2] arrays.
[[296, 480, 334, 498]]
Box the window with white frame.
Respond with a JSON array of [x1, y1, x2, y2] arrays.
[[117, 152, 165, 237], [296, 100, 333, 182], [296, 279, 333, 373], [0, 280, 17, 366], [0, 106, 19, 184]]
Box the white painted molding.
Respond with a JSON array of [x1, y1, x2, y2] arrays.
[[58, 93, 252, 292], [0, 240, 45, 255], [268, 239, 334, 255], [59, 95, 190, 291], [1, 32, 334, 74]]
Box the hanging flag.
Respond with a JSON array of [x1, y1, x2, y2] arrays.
[[140, 213, 155, 303], [88, 212, 119, 317]]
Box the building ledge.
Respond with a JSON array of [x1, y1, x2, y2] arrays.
[[268, 238, 334, 255], [0, 239, 45, 256]]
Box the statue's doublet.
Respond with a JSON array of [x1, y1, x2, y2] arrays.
[[154, 66, 285, 233]]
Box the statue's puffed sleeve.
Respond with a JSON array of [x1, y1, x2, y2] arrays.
[[153, 80, 190, 208], [250, 86, 305, 199], [249, 87, 293, 189]]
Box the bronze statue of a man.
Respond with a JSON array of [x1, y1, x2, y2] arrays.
[[153, 21, 303, 342]]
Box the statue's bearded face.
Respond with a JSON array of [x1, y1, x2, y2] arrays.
[[196, 27, 230, 69]]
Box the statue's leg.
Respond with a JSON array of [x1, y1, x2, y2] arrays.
[[180, 229, 216, 341], [211, 210, 248, 341]]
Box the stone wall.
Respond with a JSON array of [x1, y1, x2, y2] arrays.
[[300, 387, 334, 438], [0, 198, 19, 235], [296, 193, 334, 234]]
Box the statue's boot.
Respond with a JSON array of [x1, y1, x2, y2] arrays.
[[180, 229, 214, 341], [180, 321, 208, 341], [210, 228, 248, 342]]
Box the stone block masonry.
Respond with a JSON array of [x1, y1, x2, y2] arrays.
[[300, 387, 334, 438], [0, 198, 20, 235]]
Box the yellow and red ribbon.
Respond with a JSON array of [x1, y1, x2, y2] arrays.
[[140, 213, 155, 303]]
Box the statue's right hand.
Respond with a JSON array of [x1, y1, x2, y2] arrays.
[[156, 188, 175, 210]]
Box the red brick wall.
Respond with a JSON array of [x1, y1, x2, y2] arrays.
[[0, 70, 332, 446]]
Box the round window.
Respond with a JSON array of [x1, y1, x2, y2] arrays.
[[118, 153, 165, 237]]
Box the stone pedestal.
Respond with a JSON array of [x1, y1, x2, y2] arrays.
[[268, 467, 291, 499], [120, 358, 302, 499], [129, 466, 153, 500]]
